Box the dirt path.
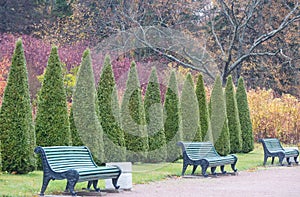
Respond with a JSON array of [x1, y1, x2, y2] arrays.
[[104, 165, 300, 197]]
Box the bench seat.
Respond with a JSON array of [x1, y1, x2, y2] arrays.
[[259, 138, 299, 166], [35, 146, 121, 196], [177, 141, 238, 177]]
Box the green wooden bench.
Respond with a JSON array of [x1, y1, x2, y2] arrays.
[[259, 138, 299, 166], [35, 146, 121, 196], [177, 141, 238, 177]]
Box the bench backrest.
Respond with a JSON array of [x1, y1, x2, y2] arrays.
[[260, 138, 284, 152], [177, 142, 219, 160], [35, 146, 97, 172]]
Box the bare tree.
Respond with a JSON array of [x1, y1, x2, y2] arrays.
[[209, 0, 300, 85], [93, 0, 299, 87]]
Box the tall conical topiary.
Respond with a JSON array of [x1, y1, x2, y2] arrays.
[[164, 71, 181, 162], [69, 107, 84, 146], [144, 67, 167, 163], [195, 74, 209, 141], [210, 75, 230, 155], [121, 62, 148, 162], [180, 73, 201, 142], [236, 77, 254, 153], [225, 75, 242, 153], [0, 141, 2, 171], [72, 49, 105, 162], [35, 46, 71, 147], [97, 55, 126, 162], [0, 39, 35, 173]]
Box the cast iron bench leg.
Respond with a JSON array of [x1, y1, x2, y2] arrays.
[[220, 165, 226, 174], [86, 180, 100, 192], [211, 167, 217, 175], [40, 176, 51, 196], [271, 157, 275, 164], [263, 156, 268, 166], [279, 154, 285, 166], [112, 178, 120, 189], [295, 156, 299, 164], [231, 163, 237, 173], [201, 162, 209, 177], [182, 162, 188, 176], [191, 165, 198, 175]]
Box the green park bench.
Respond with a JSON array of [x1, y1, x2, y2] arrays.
[[259, 138, 299, 166], [34, 146, 121, 196], [177, 141, 238, 177]]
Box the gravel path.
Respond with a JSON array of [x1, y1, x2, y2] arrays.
[[48, 165, 300, 197], [104, 165, 300, 197]]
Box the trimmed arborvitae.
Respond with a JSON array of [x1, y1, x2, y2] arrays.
[[97, 55, 126, 162], [195, 74, 209, 141], [144, 67, 167, 163], [180, 73, 201, 142], [72, 49, 105, 162], [0, 141, 2, 171], [35, 46, 71, 147], [236, 77, 254, 153], [164, 71, 181, 162], [69, 107, 84, 146], [0, 39, 35, 174], [121, 62, 148, 162], [225, 76, 242, 153], [210, 75, 230, 155]]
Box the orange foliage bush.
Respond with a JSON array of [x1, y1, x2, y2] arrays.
[[248, 88, 300, 144], [0, 56, 11, 105]]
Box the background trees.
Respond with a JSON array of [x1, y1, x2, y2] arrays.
[[0, 0, 42, 34], [0, 0, 299, 97], [206, 0, 299, 88]]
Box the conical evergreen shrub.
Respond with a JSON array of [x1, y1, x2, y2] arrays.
[[225, 76, 242, 153], [0, 141, 2, 171], [69, 107, 84, 146], [144, 67, 167, 163], [121, 62, 148, 162], [180, 73, 201, 142], [97, 55, 126, 162], [210, 75, 230, 155], [72, 49, 105, 162], [164, 71, 182, 162], [0, 39, 35, 173], [236, 77, 254, 153], [195, 74, 209, 141], [35, 46, 71, 147]]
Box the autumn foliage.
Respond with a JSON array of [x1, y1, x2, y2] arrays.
[[248, 88, 300, 144]]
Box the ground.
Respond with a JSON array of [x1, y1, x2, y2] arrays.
[[49, 165, 300, 197], [112, 165, 300, 197]]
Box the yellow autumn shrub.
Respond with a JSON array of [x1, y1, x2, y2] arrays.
[[248, 88, 300, 144]]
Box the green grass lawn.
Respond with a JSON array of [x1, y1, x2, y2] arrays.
[[0, 143, 280, 196]]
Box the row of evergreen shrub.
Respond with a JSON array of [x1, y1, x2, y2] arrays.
[[0, 39, 254, 173]]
